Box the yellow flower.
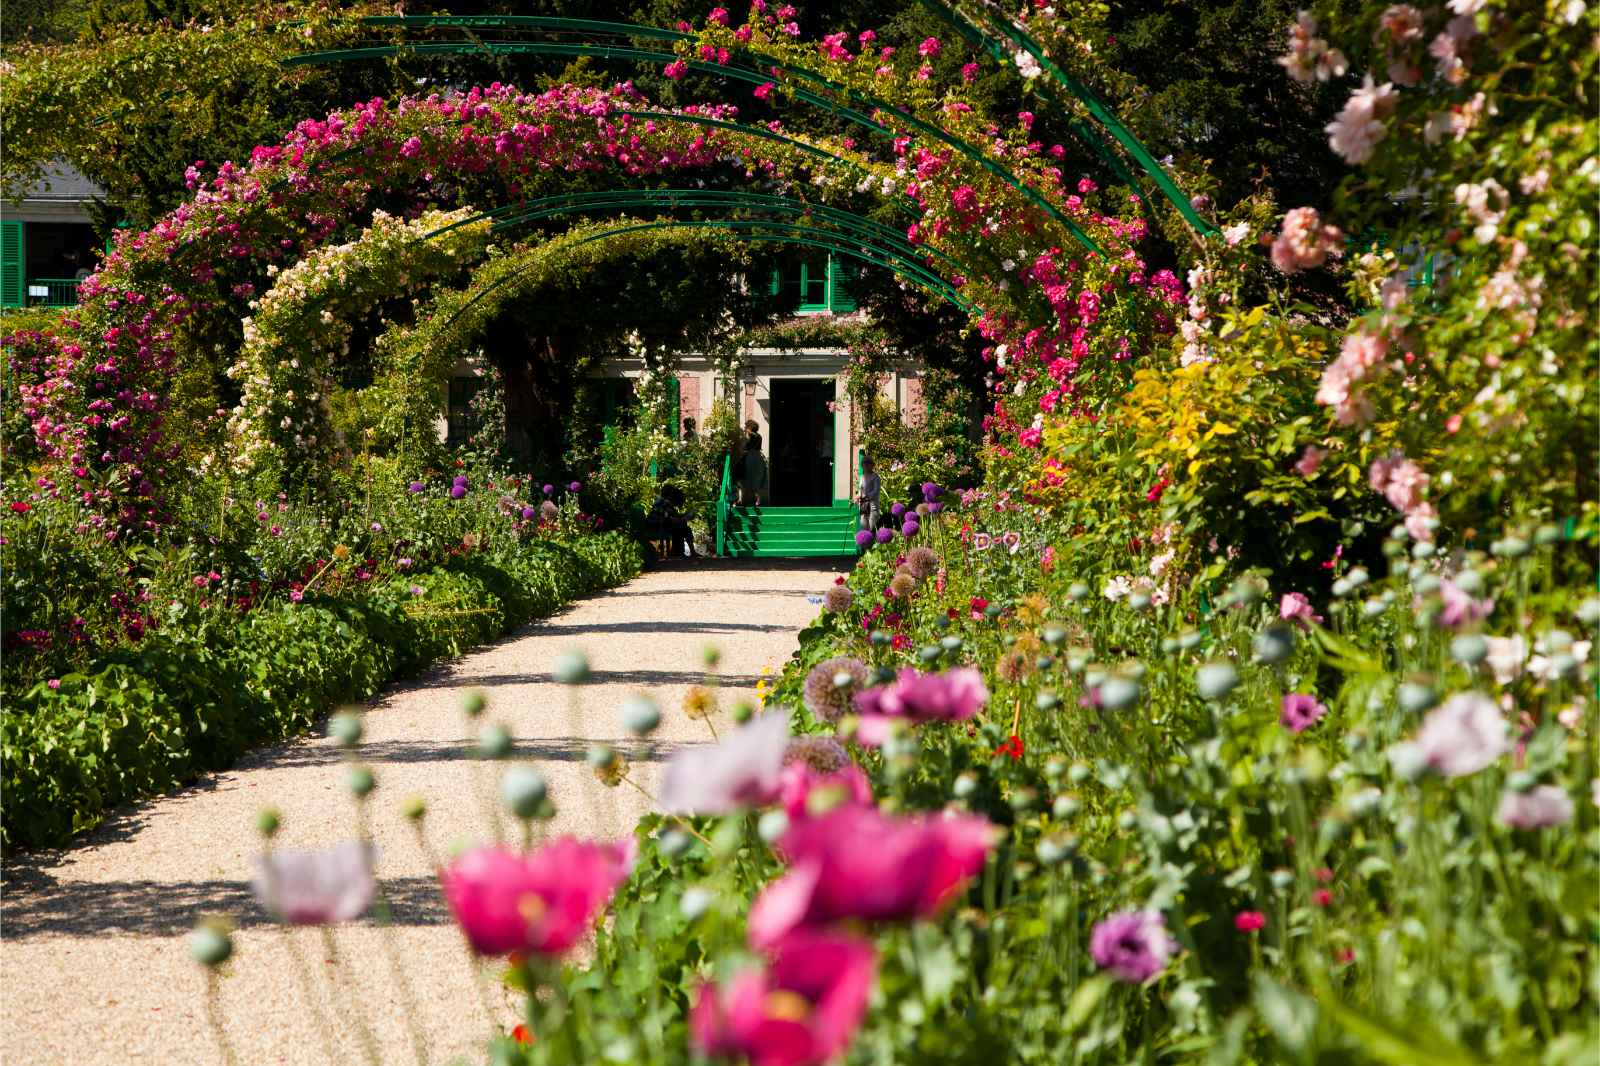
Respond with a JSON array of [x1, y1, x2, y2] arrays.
[[331, 544, 351, 561], [683, 686, 717, 720]]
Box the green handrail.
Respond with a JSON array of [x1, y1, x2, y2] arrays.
[[715, 452, 732, 557]]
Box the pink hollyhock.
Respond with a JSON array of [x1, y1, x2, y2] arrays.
[[660, 711, 790, 813], [1280, 592, 1322, 627], [747, 807, 996, 947], [441, 838, 635, 956], [852, 667, 988, 745], [690, 933, 876, 1066], [251, 841, 376, 925]]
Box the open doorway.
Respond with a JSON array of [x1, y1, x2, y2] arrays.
[[768, 378, 835, 506]]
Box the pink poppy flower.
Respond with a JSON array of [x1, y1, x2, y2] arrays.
[[690, 932, 876, 1066], [251, 841, 376, 925], [660, 711, 790, 813], [853, 667, 988, 746], [778, 759, 873, 822], [747, 807, 996, 947], [441, 838, 634, 956], [1496, 785, 1574, 829], [1280, 592, 1322, 627]]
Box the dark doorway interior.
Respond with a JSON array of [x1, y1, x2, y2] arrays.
[[768, 378, 835, 506]]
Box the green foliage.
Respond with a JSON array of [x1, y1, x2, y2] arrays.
[[0, 530, 642, 849]]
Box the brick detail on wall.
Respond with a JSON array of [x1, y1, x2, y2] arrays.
[[902, 375, 925, 428], [680, 375, 700, 434]]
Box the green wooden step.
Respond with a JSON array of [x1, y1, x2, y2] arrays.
[[721, 504, 859, 558]]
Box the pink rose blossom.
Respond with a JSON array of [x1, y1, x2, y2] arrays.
[[1271, 207, 1343, 273], [1326, 77, 1399, 165]]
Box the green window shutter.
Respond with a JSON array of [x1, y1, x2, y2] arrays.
[[668, 375, 680, 435], [768, 267, 781, 296], [827, 256, 857, 314], [1, 221, 23, 308]]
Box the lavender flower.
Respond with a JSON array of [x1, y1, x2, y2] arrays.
[[1280, 693, 1328, 734], [252, 841, 376, 925], [804, 657, 869, 722], [1090, 909, 1176, 983]]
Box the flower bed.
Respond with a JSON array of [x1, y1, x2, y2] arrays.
[[1, 530, 642, 849]]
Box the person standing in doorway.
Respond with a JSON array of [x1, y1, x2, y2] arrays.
[[856, 454, 880, 541], [682, 417, 697, 442], [740, 420, 767, 505]]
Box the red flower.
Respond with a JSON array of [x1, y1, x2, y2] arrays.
[[1234, 910, 1265, 933], [9, 502, 31, 513], [1335, 947, 1355, 964], [1145, 477, 1171, 503], [511, 1024, 534, 1045], [1313, 866, 1334, 884], [992, 734, 1024, 760], [1311, 888, 1333, 908]]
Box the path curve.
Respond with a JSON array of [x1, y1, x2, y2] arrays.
[[1, 558, 843, 1065]]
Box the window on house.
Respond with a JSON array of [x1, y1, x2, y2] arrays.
[[769, 253, 858, 315]]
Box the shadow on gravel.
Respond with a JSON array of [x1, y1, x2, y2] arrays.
[[233, 736, 691, 771], [0, 871, 452, 939], [543, 620, 797, 635], [399, 670, 763, 691]]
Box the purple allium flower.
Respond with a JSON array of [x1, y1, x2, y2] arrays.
[[824, 584, 855, 614], [1090, 909, 1177, 983], [569, 481, 582, 493], [410, 585, 425, 597], [540, 500, 559, 521], [928, 501, 943, 514], [453, 475, 469, 487], [921, 481, 940, 502], [1280, 693, 1328, 734], [905, 546, 939, 579], [251, 841, 376, 925], [782, 735, 852, 774], [900, 520, 920, 539], [875, 528, 893, 544], [521, 505, 536, 520], [397, 557, 412, 569], [854, 529, 873, 548], [804, 656, 869, 722], [449, 485, 467, 499], [407, 481, 425, 493], [542, 483, 554, 496], [1496, 784, 1574, 829], [891, 502, 906, 518], [1410, 691, 1509, 777]]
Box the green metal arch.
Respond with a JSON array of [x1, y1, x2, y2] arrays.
[[436, 216, 975, 345], [284, 32, 1107, 256]]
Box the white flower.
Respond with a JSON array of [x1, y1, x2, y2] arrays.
[[1149, 550, 1175, 579], [1485, 635, 1528, 685], [1014, 49, 1042, 79], [1222, 222, 1250, 246], [1411, 692, 1509, 778], [1103, 576, 1133, 602]]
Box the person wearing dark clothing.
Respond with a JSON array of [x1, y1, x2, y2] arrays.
[[740, 420, 767, 505], [647, 484, 696, 559]]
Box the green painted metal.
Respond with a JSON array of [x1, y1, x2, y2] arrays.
[[934, 0, 1215, 235], [286, 32, 1107, 255], [716, 452, 732, 556]]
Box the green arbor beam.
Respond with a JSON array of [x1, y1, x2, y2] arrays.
[[921, 0, 1214, 234], [284, 23, 1107, 255]]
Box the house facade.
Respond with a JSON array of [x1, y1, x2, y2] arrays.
[[1, 163, 105, 308]]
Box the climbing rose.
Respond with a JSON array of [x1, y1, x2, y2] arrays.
[[1496, 785, 1574, 829], [664, 59, 689, 80], [1326, 76, 1399, 165], [747, 807, 996, 947], [1090, 909, 1177, 983], [1294, 446, 1326, 477], [917, 36, 940, 57], [690, 933, 876, 1066], [251, 841, 376, 925], [660, 711, 790, 813], [441, 838, 634, 956], [1271, 207, 1343, 273], [707, 6, 730, 26], [754, 82, 775, 100]]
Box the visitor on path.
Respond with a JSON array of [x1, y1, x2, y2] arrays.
[[647, 484, 697, 559], [740, 420, 767, 506], [857, 454, 880, 542], [682, 417, 696, 442]]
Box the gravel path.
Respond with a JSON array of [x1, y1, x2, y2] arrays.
[[1, 558, 843, 1066]]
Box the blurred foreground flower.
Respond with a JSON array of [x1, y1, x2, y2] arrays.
[[747, 807, 995, 948], [1090, 909, 1177, 983], [442, 838, 634, 956], [1406, 691, 1509, 778], [660, 711, 790, 814], [690, 932, 876, 1066], [251, 841, 376, 925]]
